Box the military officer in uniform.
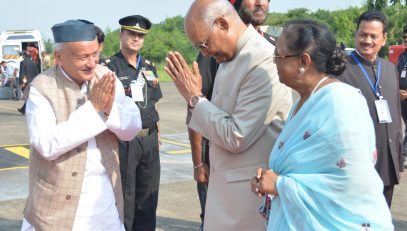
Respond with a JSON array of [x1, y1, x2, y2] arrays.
[[106, 15, 162, 231]]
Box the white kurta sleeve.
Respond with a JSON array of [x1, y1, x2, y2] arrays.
[[104, 78, 142, 141], [26, 87, 108, 160]]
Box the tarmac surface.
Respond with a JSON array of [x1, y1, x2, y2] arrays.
[[0, 82, 406, 230]]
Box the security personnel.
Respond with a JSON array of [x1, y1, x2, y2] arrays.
[[106, 15, 162, 231]]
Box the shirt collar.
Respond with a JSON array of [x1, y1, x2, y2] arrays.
[[236, 25, 257, 56], [118, 50, 142, 69], [353, 49, 378, 66]]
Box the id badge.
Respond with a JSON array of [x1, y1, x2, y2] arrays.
[[375, 99, 392, 123], [130, 78, 145, 102], [143, 70, 157, 81], [401, 70, 406, 79]]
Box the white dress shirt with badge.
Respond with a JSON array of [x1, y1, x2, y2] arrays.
[[21, 67, 142, 231]]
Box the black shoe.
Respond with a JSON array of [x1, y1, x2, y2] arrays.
[[17, 108, 25, 115]]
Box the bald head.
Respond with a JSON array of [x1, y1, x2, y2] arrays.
[[185, 0, 241, 39], [184, 0, 247, 62]]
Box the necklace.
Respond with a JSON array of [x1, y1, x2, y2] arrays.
[[310, 76, 329, 96], [290, 76, 330, 120]]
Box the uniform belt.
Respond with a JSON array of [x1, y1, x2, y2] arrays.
[[136, 126, 157, 138]]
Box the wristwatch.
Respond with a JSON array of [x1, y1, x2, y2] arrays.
[[189, 95, 204, 109]]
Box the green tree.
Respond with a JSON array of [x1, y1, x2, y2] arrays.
[[102, 28, 120, 58], [286, 8, 311, 20], [327, 8, 363, 48], [389, 0, 406, 5], [390, 0, 401, 5], [98, 3, 406, 71], [143, 16, 197, 63], [375, 0, 388, 10], [366, 0, 375, 10], [44, 39, 53, 53], [265, 12, 289, 26], [383, 3, 407, 46], [366, 0, 388, 10]]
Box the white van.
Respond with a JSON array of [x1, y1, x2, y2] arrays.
[[0, 29, 45, 69]]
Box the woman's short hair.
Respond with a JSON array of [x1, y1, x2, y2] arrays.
[[281, 19, 346, 76]]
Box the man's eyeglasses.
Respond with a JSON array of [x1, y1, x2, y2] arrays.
[[194, 40, 209, 50], [272, 54, 300, 64], [193, 21, 217, 50]]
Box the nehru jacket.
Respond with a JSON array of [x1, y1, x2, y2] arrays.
[[23, 65, 124, 230]]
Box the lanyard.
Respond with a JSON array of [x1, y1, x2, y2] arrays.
[[351, 52, 381, 98], [135, 54, 141, 79]]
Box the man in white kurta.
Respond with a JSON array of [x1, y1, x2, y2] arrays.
[[21, 20, 141, 231]]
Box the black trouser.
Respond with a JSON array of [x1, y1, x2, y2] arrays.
[[401, 100, 407, 158], [383, 185, 394, 208], [119, 127, 160, 231], [197, 138, 210, 230]]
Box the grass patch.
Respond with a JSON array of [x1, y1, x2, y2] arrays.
[[156, 62, 173, 82]]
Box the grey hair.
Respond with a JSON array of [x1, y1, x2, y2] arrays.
[[187, 0, 239, 30], [202, 0, 237, 26], [53, 43, 65, 52]]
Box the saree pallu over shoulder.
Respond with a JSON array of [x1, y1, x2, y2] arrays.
[[268, 82, 393, 231]]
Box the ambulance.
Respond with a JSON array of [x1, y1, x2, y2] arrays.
[[0, 29, 45, 68]]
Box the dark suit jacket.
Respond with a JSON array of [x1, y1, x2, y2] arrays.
[[19, 57, 40, 85], [337, 51, 404, 186]]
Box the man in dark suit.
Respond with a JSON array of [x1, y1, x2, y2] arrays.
[[398, 25, 407, 162], [18, 50, 40, 115], [337, 10, 405, 207]]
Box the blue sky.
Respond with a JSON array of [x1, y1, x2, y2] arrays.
[[0, 0, 364, 40]]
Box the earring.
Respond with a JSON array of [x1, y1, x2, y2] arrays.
[[299, 67, 305, 73]]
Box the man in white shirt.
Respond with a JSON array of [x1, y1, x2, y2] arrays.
[[21, 19, 142, 231], [8, 60, 21, 100], [0, 60, 20, 100], [1, 61, 8, 86], [1, 61, 17, 87]]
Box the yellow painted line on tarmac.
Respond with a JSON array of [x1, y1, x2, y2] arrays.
[[0, 144, 30, 148], [0, 166, 28, 172], [167, 149, 191, 155], [160, 138, 191, 148], [4, 146, 30, 159]]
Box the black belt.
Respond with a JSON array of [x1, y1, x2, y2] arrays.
[[136, 125, 157, 138]]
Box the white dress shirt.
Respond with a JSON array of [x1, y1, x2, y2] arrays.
[[2, 62, 18, 86], [21, 68, 141, 231]]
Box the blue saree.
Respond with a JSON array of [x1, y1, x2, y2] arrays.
[[268, 82, 393, 230]]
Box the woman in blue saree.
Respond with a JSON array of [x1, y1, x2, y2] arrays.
[[251, 20, 393, 230]]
